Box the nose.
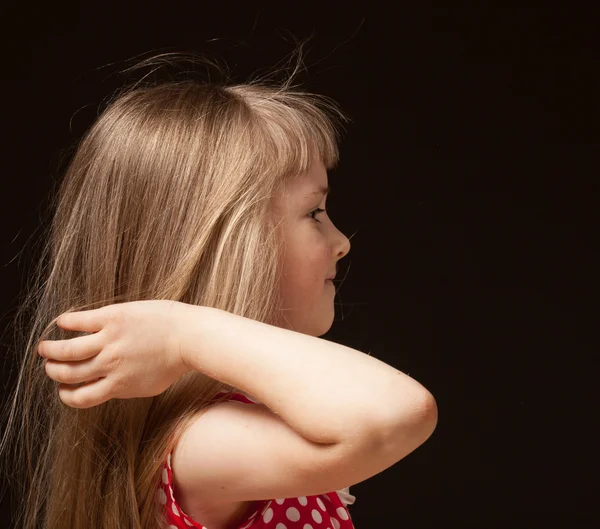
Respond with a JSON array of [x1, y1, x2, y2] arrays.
[[334, 228, 351, 260]]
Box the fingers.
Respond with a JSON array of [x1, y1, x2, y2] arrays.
[[44, 357, 109, 385], [38, 332, 102, 362], [56, 307, 105, 333], [57, 377, 116, 409]]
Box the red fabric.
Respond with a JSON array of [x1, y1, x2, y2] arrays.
[[157, 391, 356, 529]]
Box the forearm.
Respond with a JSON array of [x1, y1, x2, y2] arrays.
[[175, 303, 436, 445]]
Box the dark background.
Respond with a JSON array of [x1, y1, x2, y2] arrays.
[[1, 4, 597, 528]]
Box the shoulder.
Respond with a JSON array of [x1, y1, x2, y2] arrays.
[[161, 392, 263, 527]]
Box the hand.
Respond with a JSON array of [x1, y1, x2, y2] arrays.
[[38, 299, 190, 409]]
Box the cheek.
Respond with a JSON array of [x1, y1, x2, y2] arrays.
[[282, 238, 329, 284], [296, 233, 329, 263]]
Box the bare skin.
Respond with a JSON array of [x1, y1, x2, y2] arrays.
[[271, 159, 351, 336]]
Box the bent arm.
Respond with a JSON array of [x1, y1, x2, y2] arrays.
[[175, 303, 437, 446]]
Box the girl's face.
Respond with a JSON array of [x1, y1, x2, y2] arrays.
[[271, 160, 351, 336]]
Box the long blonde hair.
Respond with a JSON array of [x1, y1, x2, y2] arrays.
[[0, 49, 349, 528]]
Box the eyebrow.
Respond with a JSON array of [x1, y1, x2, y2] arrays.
[[304, 185, 331, 199]]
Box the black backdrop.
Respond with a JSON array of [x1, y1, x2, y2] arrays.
[[1, 4, 597, 528]]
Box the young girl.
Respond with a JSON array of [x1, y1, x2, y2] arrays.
[[0, 52, 438, 529]]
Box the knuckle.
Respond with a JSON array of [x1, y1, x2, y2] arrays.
[[110, 376, 125, 398], [105, 346, 122, 369], [58, 341, 74, 361], [66, 341, 78, 361], [110, 305, 127, 328], [103, 308, 126, 341]]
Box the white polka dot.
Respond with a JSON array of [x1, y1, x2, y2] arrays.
[[172, 502, 180, 517], [156, 488, 167, 505], [286, 507, 300, 522], [311, 509, 322, 524], [316, 497, 326, 511], [275, 498, 285, 505], [303, 525, 314, 529], [330, 516, 340, 529], [276, 524, 287, 529], [298, 496, 308, 506], [162, 468, 169, 484], [263, 507, 274, 523], [183, 517, 194, 526], [169, 525, 178, 529], [336, 507, 349, 521]]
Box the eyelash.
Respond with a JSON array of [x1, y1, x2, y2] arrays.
[[308, 208, 326, 223]]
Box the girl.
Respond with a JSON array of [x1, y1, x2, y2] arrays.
[[0, 52, 438, 529]]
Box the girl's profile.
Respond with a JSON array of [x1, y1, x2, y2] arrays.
[[0, 49, 437, 529]]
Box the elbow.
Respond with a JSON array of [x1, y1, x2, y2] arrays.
[[401, 389, 437, 432], [374, 389, 439, 447], [416, 391, 438, 439]]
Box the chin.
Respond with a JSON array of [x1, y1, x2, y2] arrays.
[[291, 318, 332, 337], [281, 307, 335, 336], [314, 314, 335, 337]]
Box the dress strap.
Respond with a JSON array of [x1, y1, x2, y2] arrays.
[[210, 390, 257, 404]]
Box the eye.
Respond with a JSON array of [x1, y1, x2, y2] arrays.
[[308, 208, 326, 223]]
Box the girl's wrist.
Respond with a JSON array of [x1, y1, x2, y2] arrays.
[[169, 301, 217, 376]]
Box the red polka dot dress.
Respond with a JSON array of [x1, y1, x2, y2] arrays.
[[157, 391, 357, 529]]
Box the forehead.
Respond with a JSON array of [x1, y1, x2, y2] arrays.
[[282, 161, 329, 198], [271, 161, 329, 218]]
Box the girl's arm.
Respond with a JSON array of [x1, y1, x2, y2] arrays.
[[174, 303, 437, 447], [40, 300, 437, 507]]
